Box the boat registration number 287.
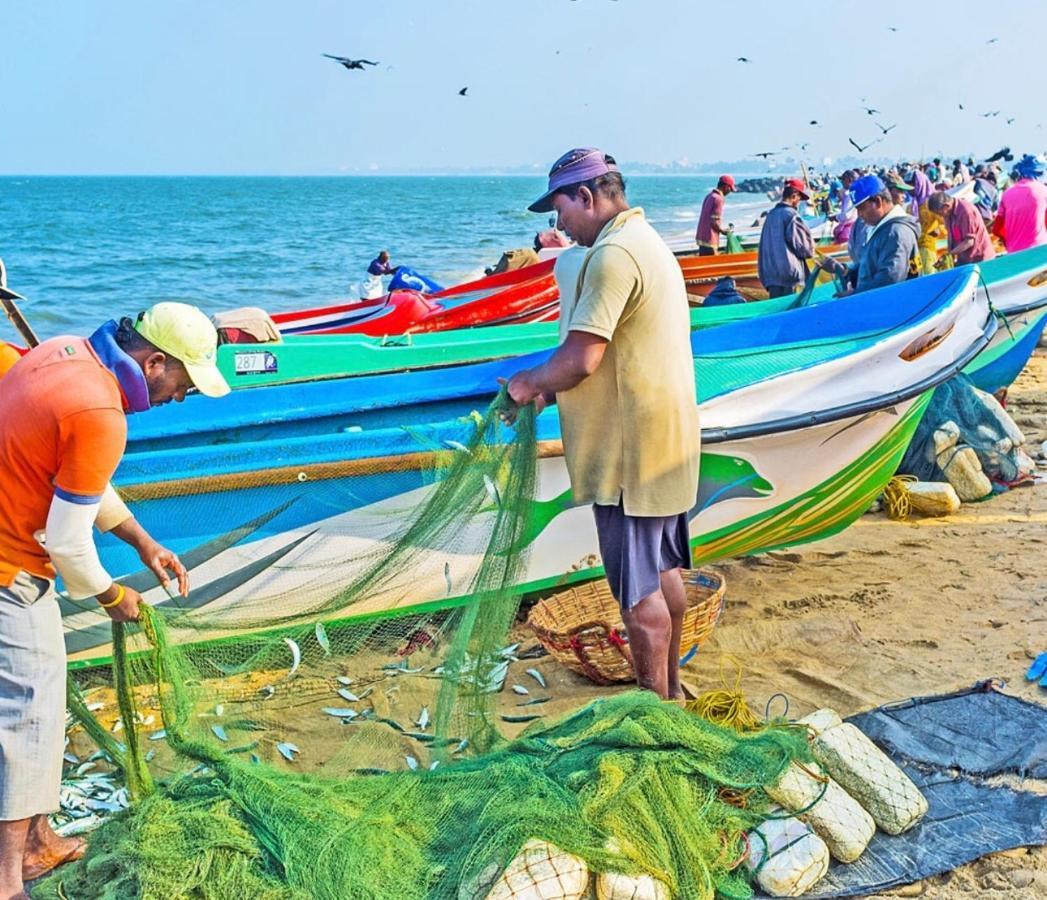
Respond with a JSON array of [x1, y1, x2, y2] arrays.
[[233, 351, 279, 375]]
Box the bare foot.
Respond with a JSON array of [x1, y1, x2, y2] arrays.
[[22, 836, 85, 882]]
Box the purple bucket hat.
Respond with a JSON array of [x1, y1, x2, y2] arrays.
[[528, 147, 619, 213]]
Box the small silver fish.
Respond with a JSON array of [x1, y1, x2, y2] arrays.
[[444, 439, 470, 454], [416, 707, 430, 731], [483, 474, 502, 508], [276, 742, 300, 762], [405, 755, 419, 771], [284, 638, 302, 678], [500, 643, 521, 658], [86, 702, 104, 713], [429, 760, 440, 771], [259, 685, 276, 700], [337, 675, 354, 686], [501, 713, 543, 723], [211, 724, 229, 742], [526, 668, 547, 688], [54, 815, 103, 837], [74, 762, 96, 777], [111, 719, 123, 733], [512, 684, 529, 695], [338, 688, 360, 703], [322, 707, 359, 720], [444, 561, 453, 595], [315, 622, 331, 656], [214, 704, 224, 717], [453, 738, 469, 754], [149, 729, 167, 741], [145, 749, 156, 762], [518, 697, 550, 707], [63, 752, 79, 765]]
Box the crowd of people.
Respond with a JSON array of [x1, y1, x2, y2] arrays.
[[698, 151, 1047, 300]]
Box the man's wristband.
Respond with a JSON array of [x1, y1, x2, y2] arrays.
[[99, 583, 126, 609]]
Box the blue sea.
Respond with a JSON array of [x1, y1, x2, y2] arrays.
[[0, 175, 762, 340]]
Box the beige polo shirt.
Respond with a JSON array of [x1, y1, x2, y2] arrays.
[[555, 207, 700, 517]]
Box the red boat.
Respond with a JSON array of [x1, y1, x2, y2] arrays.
[[272, 244, 847, 337]]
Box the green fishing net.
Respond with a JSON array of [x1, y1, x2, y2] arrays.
[[44, 393, 809, 900]]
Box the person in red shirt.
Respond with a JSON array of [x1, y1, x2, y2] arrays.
[[695, 175, 736, 255], [0, 302, 228, 897], [928, 191, 996, 265]]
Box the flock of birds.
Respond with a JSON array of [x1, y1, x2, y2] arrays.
[[739, 30, 1030, 161], [324, 29, 1036, 160]]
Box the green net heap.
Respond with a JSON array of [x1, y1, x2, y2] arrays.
[[42, 394, 809, 900]]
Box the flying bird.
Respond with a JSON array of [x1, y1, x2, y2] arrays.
[[848, 137, 881, 154], [752, 151, 778, 159], [323, 54, 379, 71], [1006, 117, 1016, 124], [887, 26, 899, 32], [986, 37, 999, 44], [875, 122, 897, 135], [863, 106, 880, 116], [809, 119, 820, 126], [981, 110, 1001, 118], [736, 57, 751, 63], [958, 103, 965, 110], [985, 147, 1013, 163], [458, 87, 468, 96]]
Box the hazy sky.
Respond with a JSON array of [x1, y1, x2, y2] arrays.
[[3, 0, 1043, 174]]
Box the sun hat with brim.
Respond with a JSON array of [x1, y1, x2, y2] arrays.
[[849, 174, 887, 207], [528, 148, 619, 213], [135, 301, 231, 398], [885, 177, 913, 193], [783, 177, 810, 200]]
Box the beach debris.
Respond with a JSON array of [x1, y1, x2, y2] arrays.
[[284, 638, 302, 679], [322, 707, 359, 720], [512, 684, 529, 695], [484, 839, 589, 900], [526, 668, 547, 688], [338, 688, 360, 703], [416, 706, 430, 731], [315, 622, 332, 655], [405, 755, 419, 771], [336, 675, 354, 686], [501, 713, 543, 724], [397, 627, 438, 657], [211, 725, 229, 743], [276, 742, 300, 762]]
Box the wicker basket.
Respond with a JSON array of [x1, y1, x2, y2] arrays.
[[527, 568, 726, 685]]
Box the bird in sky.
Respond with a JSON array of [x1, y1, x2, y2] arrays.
[[322, 54, 378, 71], [458, 87, 468, 96], [863, 106, 880, 116], [958, 103, 965, 110], [799, 142, 810, 151], [1006, 117, 1016, 124], [986, 37, 999, 44], [985, 147, 1012, 163], [887, 25, 899, 32], [737, 57, 751, 63], [809, 119, 820, 126], [981, 111, 1001, 118], [848, 137, 881, 154], [752, 151, 778, 159], [875, 122, 897, 135]]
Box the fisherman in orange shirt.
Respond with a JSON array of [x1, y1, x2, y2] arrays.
[[0, 302, 229, 898]]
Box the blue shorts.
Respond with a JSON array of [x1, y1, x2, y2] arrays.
[[592, 502, 692, 610]]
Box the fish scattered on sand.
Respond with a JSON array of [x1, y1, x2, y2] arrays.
[[416, 706, 430, 731], [211, 724, 229, 742], [315, 622, 331, 655], [512, 684, 529, 695], [444, 439, 470, 454], [405, 755, 420, 771], [518, 697, 550, 707], [501, 713, 543, 723], [276, 742, 300, 762], [63, 752, 79, 765], [338, 688, 361, 703], [526, 668, 547, 688], [337, 675, 354, 686], [444, 561, 453, 595], [322, 707, 359, 720], [284, 638, 302, 678], [259, 685, 276, 700], [483, 474, 502, 508]]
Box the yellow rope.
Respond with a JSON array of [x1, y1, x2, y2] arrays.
[[685, 657, 761, 732], [882, 475, 917, 520]]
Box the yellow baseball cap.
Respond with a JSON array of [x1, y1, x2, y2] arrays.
[[134, 302, 230, 398]]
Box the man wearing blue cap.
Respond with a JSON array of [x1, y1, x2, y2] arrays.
[[504, 148, 700, 700], [821, 173, 919, 294]]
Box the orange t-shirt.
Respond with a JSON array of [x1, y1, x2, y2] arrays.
[[0, 336, 128, 585]]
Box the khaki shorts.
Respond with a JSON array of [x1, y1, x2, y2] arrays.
[[0, 571, 65, 820]]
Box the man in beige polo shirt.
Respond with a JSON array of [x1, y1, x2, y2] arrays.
[[506, 148, 700, 699]]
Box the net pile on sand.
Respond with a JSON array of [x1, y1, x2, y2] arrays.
[[42, 392, 812, 899]]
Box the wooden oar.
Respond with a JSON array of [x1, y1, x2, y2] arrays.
[[0, 258, 40, 348]]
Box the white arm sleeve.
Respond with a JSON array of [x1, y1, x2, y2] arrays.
[[95, 483, 133, 533], [45, 494, 113, 600]]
